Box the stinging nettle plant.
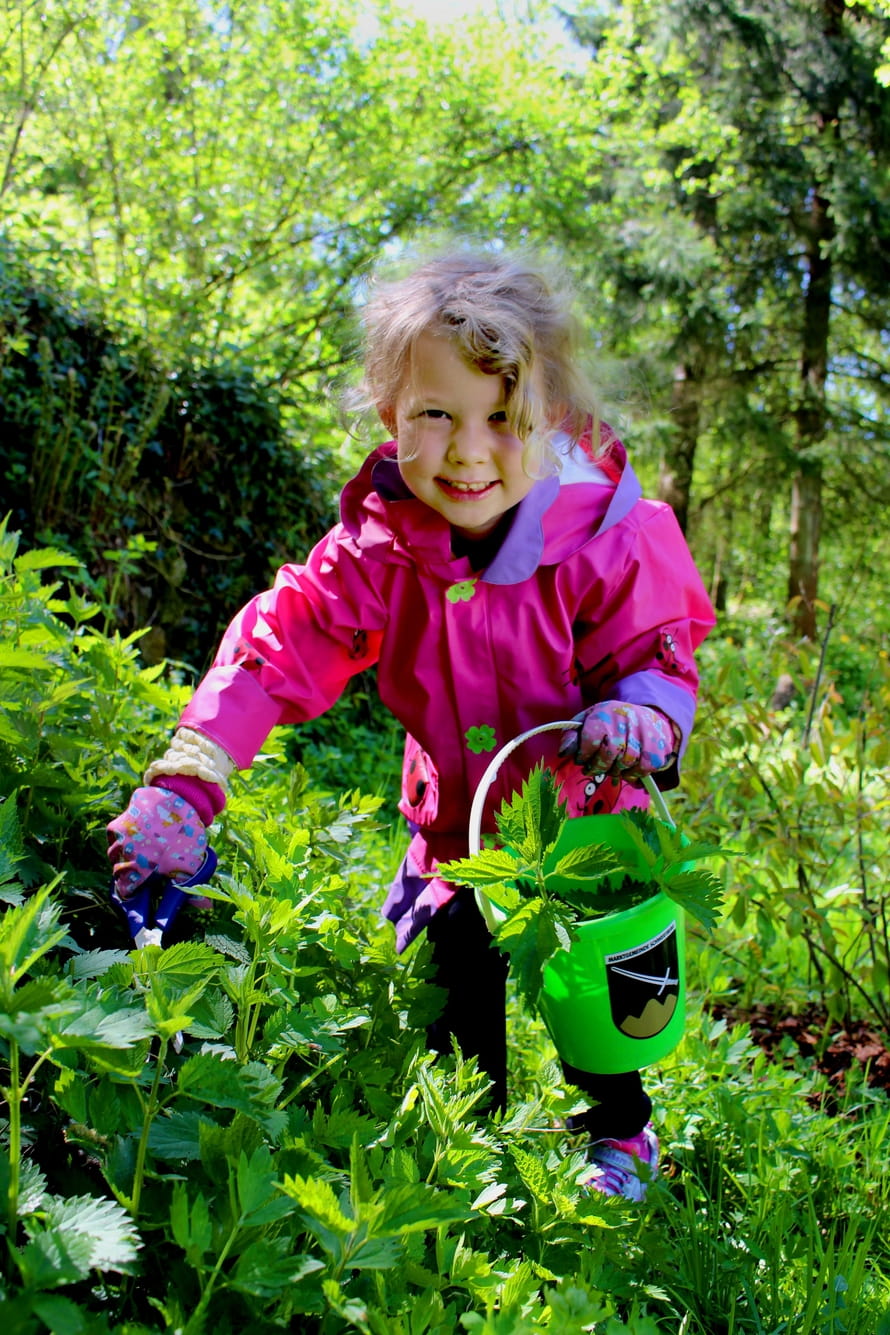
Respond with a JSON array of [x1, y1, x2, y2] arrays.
[[437, 766, 725, 1006]]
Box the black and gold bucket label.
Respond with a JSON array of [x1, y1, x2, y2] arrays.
[[604, 921, 680, 1039]]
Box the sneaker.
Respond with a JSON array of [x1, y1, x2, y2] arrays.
[[579, 1123, 659, 1201]]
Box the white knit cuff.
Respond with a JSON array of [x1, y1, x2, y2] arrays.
[[143, 727, 235, 789]]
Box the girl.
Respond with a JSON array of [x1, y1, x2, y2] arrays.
[[108, 250, 715, 1201]]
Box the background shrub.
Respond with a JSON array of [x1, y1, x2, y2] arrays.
[[0, 245, 335, 671]]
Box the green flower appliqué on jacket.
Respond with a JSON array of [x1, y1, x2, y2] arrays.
[[446, 580, 477, 604], [465, 725, 497, 754]]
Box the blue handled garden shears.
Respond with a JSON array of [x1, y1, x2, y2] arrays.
[[111, 848, 218, 949]]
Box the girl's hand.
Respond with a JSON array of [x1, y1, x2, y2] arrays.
[[558, 702, 679, 780], [107, 786, 208, 898]]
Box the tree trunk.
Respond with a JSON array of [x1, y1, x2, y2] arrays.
[[787, 0, 842, 640], [658, 360, 699, 535], [788, 462, 822, 637], [788, 182, 833, 639]]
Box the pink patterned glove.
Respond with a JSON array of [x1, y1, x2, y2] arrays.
[[107, 786, 208, 899], [558, 702, 679, 780]]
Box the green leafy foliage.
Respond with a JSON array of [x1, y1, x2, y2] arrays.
[[1, 528, 889, 1330], [438, 767, 724, 1006], [681, 617, 890, 1034]]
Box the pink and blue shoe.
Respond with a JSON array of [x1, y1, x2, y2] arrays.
[[580, 1123, 659, 1201]]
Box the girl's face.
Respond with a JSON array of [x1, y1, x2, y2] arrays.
[[387, 332, 538, 542]]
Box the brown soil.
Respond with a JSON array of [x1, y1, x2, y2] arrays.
[[708, 1002, 890, 1109]]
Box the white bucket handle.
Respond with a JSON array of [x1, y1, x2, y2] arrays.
[[467, 718, 675, 858]]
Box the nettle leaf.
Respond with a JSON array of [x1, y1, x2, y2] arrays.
[[44, 1195, 142, 1270], [83, 1035, 153, 1080], [17, 1228, 95, 1289], [0, 648, 56, 670], [204, 932, 251, 965], [88, 1079, 127, 1138], [170, 1180, 213, 1261], [521, 766, 565, 858], [53, 997, 155, 1051], [546, 843, 622, 883], [186, 989, 235, 1040], [237, 1146, 295, 1226], [21, 1194, 141, 1285], [231, 1239, 324, 1299], [154, 939, 223, 977], [414, 1059, 492, 1140], [349, 1136, 375, 1210], [494, 900, 571, 1006], [312, 1105, 382, 1152], [198, 1113, 266, 1175], [496, 1259, 542, 1314], [660, 868, 725, 931], [0, 798, 26, 890], [64, 949, 131, 980], [0, 976, 74, 1017], [671, 839, 726, 864], [493, 792, 526, 850], [0, 982, 79, 1054], [0, 886, 68, 1005], [436, 848, 521, 888], [0, 1155, 48, 1218], [177, 1053, 285, 1137], [137, 951, 221, 1037], [375, 1180, 468, 1234], [14, 549, 82, 574], [30, 1293, 89, 1335], [472, 1180, 507, 1213], [149, 1109, 211, 1161], [279, 1173, 355, 1235], [265, 994, 370, 1059], [344, 1235, 402, 1272], [138, 940, 221, 988], [446, 766, 723, 1003]]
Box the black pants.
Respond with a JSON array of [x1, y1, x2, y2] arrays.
[[425, 887, 651, 1139]]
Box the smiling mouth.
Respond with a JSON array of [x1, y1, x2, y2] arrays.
[[437, 478, 497, 498]]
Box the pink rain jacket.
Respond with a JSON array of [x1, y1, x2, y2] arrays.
[[181, 431, 715, 949]]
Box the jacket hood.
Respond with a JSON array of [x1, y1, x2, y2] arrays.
[[339, 431, 643, 586]]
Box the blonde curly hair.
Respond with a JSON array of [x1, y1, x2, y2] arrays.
[[358, 249, 599, 472]]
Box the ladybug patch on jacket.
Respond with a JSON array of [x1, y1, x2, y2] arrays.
[[655, 628, 680, 674], [578, 772, 622, 816], [349, 628, 369, 661], [405, 752, 430, 805], [231, 637, 267, 670], [604, 922, 679, 1039]]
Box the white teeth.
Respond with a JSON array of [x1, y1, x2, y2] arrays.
[[447, 480, 490, 492]]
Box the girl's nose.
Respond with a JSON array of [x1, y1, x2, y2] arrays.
[[447, 423, 489, 465]]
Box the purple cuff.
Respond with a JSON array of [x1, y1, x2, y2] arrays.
[[610, 673, 695, 752], [609, 671, 696, 790], [151, 773, 225, 825]]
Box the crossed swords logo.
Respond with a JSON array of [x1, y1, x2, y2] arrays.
[[608, 964, 678, 995]]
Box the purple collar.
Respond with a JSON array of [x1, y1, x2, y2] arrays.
[[369, 449, 639, 586], [482, 475, 559, 584]]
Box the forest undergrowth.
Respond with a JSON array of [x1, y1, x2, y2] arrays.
[[1, 524, 889, 1334]]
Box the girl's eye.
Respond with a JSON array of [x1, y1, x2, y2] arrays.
[[489, 410, 508, 423], [419, 408, 450, 420]]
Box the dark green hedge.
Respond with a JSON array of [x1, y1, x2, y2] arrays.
[[0, 244, 336, 671]]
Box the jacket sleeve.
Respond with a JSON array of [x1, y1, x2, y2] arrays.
[[179, 526, 386, 769], [570, 500, 715, 783]]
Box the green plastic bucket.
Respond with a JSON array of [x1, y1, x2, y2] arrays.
[[468, 721, 686, 1076]]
